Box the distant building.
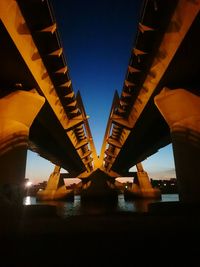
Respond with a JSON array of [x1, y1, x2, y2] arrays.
[[151, 178, 178, 194]]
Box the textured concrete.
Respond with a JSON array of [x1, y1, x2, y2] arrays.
[[155, 89, 200, 202]]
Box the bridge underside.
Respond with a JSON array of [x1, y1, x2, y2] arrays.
[[1, 0, 200, 204], [29, 103, 85, 174], [111, 6, 200, 174], [0, 20, 86, 174]]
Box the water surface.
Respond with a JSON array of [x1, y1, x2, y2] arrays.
[[23, 194, 179, 218]]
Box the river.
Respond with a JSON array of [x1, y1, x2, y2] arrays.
[[23, 194, 179, 218]]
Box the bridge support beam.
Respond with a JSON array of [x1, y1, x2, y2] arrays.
[[155, 88, 200, 202], [124, 163, 161, 199], [0, 90, 44, 205], [81, 169, 118, 202], [36, 165, 74, 200]]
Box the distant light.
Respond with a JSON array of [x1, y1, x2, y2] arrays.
[[15, 83, 22, 88], [125, 185, 128, 189], [26, 181, 32, 188], [24, 196, 31, 205]]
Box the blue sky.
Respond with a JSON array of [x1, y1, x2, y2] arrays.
[[51, 0, 142, 153], [25, 0, 176, 183]]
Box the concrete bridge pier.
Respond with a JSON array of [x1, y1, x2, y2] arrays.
[[81, 169, 118, 202], [135, 163, 161, 198], [155, 88, 200, 202], [0, 90, 44, 205], [36, 165, 74, 200], [124, 163, 161, 199]]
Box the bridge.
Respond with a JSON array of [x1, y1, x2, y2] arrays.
[[0, 0, 200, 203], [0, 0, 99, 195], [99, 0, 200, 202]]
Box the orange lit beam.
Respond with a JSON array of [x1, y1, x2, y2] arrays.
[[0, 0, 92, 170], [0, 0, 71, 130], [76, 91, 98, 168], [99, 91, 119, 168], [101, 0, 200, 171], [127, 0, 200, 128]]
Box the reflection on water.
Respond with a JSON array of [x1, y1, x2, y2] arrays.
[[161, 194, 179, 202], [117, 194, 156, 212], [23, 194, 179, 218]]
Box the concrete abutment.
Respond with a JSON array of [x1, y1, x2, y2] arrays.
[[155, 88, 200, 202], [0, 90, 45, 205]]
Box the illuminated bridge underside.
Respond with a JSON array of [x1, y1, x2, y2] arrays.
[[1, 0, 200, 186], [101, 0, 200, 175], [0, 0, 97, 175]]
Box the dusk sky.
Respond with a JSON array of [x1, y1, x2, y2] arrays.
[[25, 0, 176, 183]]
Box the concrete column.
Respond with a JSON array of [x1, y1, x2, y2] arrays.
[[0, 90, 44, 205], [81, 169, 118, 202], [155, 88, 200, 202], [136, 163, 152, 189], [128, 162, 161, 199], [36, 165, 74, 200]]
